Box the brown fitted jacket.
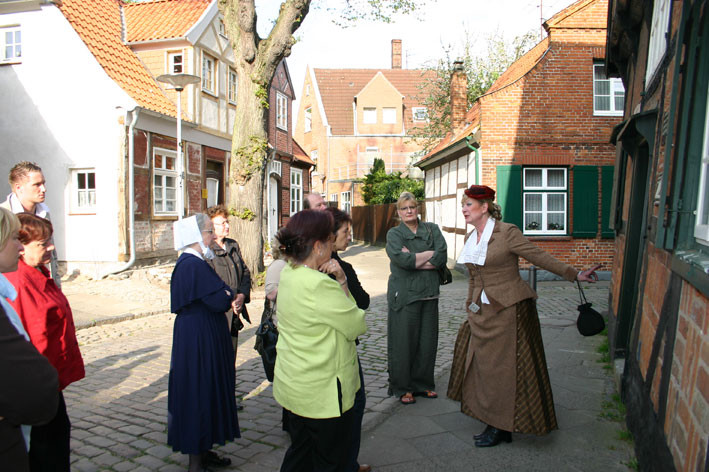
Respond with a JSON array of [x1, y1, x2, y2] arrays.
[[464, 221, 577, 314]]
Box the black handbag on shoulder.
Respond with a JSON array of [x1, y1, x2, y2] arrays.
[[576, 281, 605, 336], [254, 299, 278, 382]]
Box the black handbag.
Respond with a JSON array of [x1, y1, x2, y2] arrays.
[[254, 299, 278, 382], [576, 281, 605, 336], [438, 265, 453, 285]]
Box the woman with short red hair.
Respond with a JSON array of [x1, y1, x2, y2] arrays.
[[5, 212, 84, 471]]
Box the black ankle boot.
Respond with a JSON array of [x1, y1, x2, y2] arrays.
[[474, 424, 492, 440], [474, 427, 512, 447]]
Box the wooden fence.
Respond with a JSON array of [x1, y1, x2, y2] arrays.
[[351, 202, 426, 244]]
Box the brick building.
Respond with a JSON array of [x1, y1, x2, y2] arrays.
[[605, 0, 709, 470], [0, 0, 310, 275], [293, 40, 434, 210], [416, 0, 622, 270]]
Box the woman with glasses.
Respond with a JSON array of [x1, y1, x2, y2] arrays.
[[386, 192, 447, 405], [168, 214, 240, 472]]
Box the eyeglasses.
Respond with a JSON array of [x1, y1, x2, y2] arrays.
[[398, 206, 417, 212]]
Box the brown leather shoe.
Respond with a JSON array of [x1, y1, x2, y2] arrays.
[[358, 465, 372, 472]]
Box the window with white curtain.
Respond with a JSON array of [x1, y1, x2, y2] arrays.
[[290, 169, 302, 215], [363, 107, 376, 124], [593, 62, 625, 116], [277, 92, 288, 130], [382, 107, 396, 124], [523, 168, 567, 235], [71, 169, 96, 212], [153, 149, 178, 215], [1, 26, 21, 63]]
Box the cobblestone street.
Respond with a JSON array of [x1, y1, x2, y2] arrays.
[[64, 245, 622, 471]]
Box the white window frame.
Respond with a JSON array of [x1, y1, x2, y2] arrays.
[[593, 62, 625, 116], [218, 19, 227, 37], [522, 168, 567, 236], [201, 52, 216, 94], [304, 107, 312, 132], [412, 107, 428, 122], [168, 51, 183, 74], [694, 83, 709, 245], [331, 193, 338, 203], [153, 148, 178, 216], [363, 107, 377, 124], [646, 0, 671, 85], [70, 168, 96, 213], [382, 107, 396, 124], [290, 168, 302, 215], [277, 92, 288, 130], [341, 191, 352, 213], [365, 147, 379, 167], [228, 67, 238, 104], [1, 25, 21, 63]]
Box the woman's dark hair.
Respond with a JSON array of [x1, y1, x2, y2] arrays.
[[276, 210, 334, 262], [17, 212, 53, 245], [324, 207, 352, 234]]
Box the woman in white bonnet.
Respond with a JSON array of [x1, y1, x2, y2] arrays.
[[167, 214, 240, 471]]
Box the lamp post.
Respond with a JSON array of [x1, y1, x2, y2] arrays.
[[156, 73, 201, 219]]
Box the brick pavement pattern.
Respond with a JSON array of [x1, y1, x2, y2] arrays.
[[64, 245, 631, 471]]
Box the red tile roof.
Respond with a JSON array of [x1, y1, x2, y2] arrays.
[[59, 0, 177, 117], [124, 0, 211, 43], [292, 140, 314, 166], [313, 68, 436, 135]]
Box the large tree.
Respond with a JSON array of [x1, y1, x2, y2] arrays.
[[409, 30, 537, 154], [218, 0, 427, 275]]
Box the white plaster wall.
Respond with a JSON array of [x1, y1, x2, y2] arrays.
[[0, 6, 137, 267]]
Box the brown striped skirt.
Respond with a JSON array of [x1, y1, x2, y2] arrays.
[[447, 298, 557, 435]]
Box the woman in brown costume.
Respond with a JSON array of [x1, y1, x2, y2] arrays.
[[447, 185, 600, 447]]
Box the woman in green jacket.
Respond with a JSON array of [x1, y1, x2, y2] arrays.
[[273, 210, 367, 472], [386, 192, 448, 405]]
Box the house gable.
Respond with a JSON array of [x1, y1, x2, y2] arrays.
[[355, 71, 404, 136]]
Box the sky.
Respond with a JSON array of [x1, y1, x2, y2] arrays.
[[253, 0, 578, 119]]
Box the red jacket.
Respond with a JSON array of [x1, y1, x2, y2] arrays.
[[5, 259, 84, 390]]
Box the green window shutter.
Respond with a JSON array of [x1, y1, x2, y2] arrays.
[[601, 165, 615, 238], [573, 165, 599, 238], [496, 165, 522, 229]]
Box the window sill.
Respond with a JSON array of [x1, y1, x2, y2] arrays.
[[69, 211, 97, 216], [525, 235, 572, 241], [201, 89, 218, 99], [0, 59, 21, 65], [671, 250, 709, 299], [152, 214, 179, 221], [593, 111, 624, 117]]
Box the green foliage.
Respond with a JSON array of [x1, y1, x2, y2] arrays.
[[361, 158, 424, 205], [327, 0, 429, 27], [410, 30, 537, 154], [255, 270, 266, 287], [229, 207, 256, 221], [233, 136, 268, 184]]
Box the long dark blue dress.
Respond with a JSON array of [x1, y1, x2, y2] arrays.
[[167, 252, 240, 454]]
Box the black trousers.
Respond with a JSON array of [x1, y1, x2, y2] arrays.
[[280, 408, 354, 472], [29, 391, 70, 472]]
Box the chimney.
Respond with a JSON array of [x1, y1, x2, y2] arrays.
[[450, 60, 467, 132], [391, 39, 402, 69]]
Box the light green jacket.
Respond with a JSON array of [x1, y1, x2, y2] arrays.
[[273, 263, 366, 419]]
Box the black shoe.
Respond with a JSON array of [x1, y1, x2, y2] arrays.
[[474, 424, 493, 440], [202, 450, 232, 467], [474, 427, 512, 447]]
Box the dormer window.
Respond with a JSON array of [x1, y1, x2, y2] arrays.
[[363, 107, 376, 124], [412, 107, 428, 122]]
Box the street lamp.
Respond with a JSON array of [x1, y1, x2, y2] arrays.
[[156, 73, 201, 219]]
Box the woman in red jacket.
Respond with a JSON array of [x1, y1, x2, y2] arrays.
[[6, 213, 84, 471]]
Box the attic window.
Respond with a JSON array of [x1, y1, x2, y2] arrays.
[[363, 108, 376, 124], [412, 107, 428, 122], [1, 26, 21, 63], [383, 107, 396, 124]]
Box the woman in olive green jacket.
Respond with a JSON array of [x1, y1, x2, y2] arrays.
[[386, 192, 448, 405]]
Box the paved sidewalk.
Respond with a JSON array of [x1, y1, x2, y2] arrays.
[[63, 244, 633, 471]]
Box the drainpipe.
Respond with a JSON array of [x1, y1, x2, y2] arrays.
[[465, 136, 479, 184], [102, 108, 139, 277]]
